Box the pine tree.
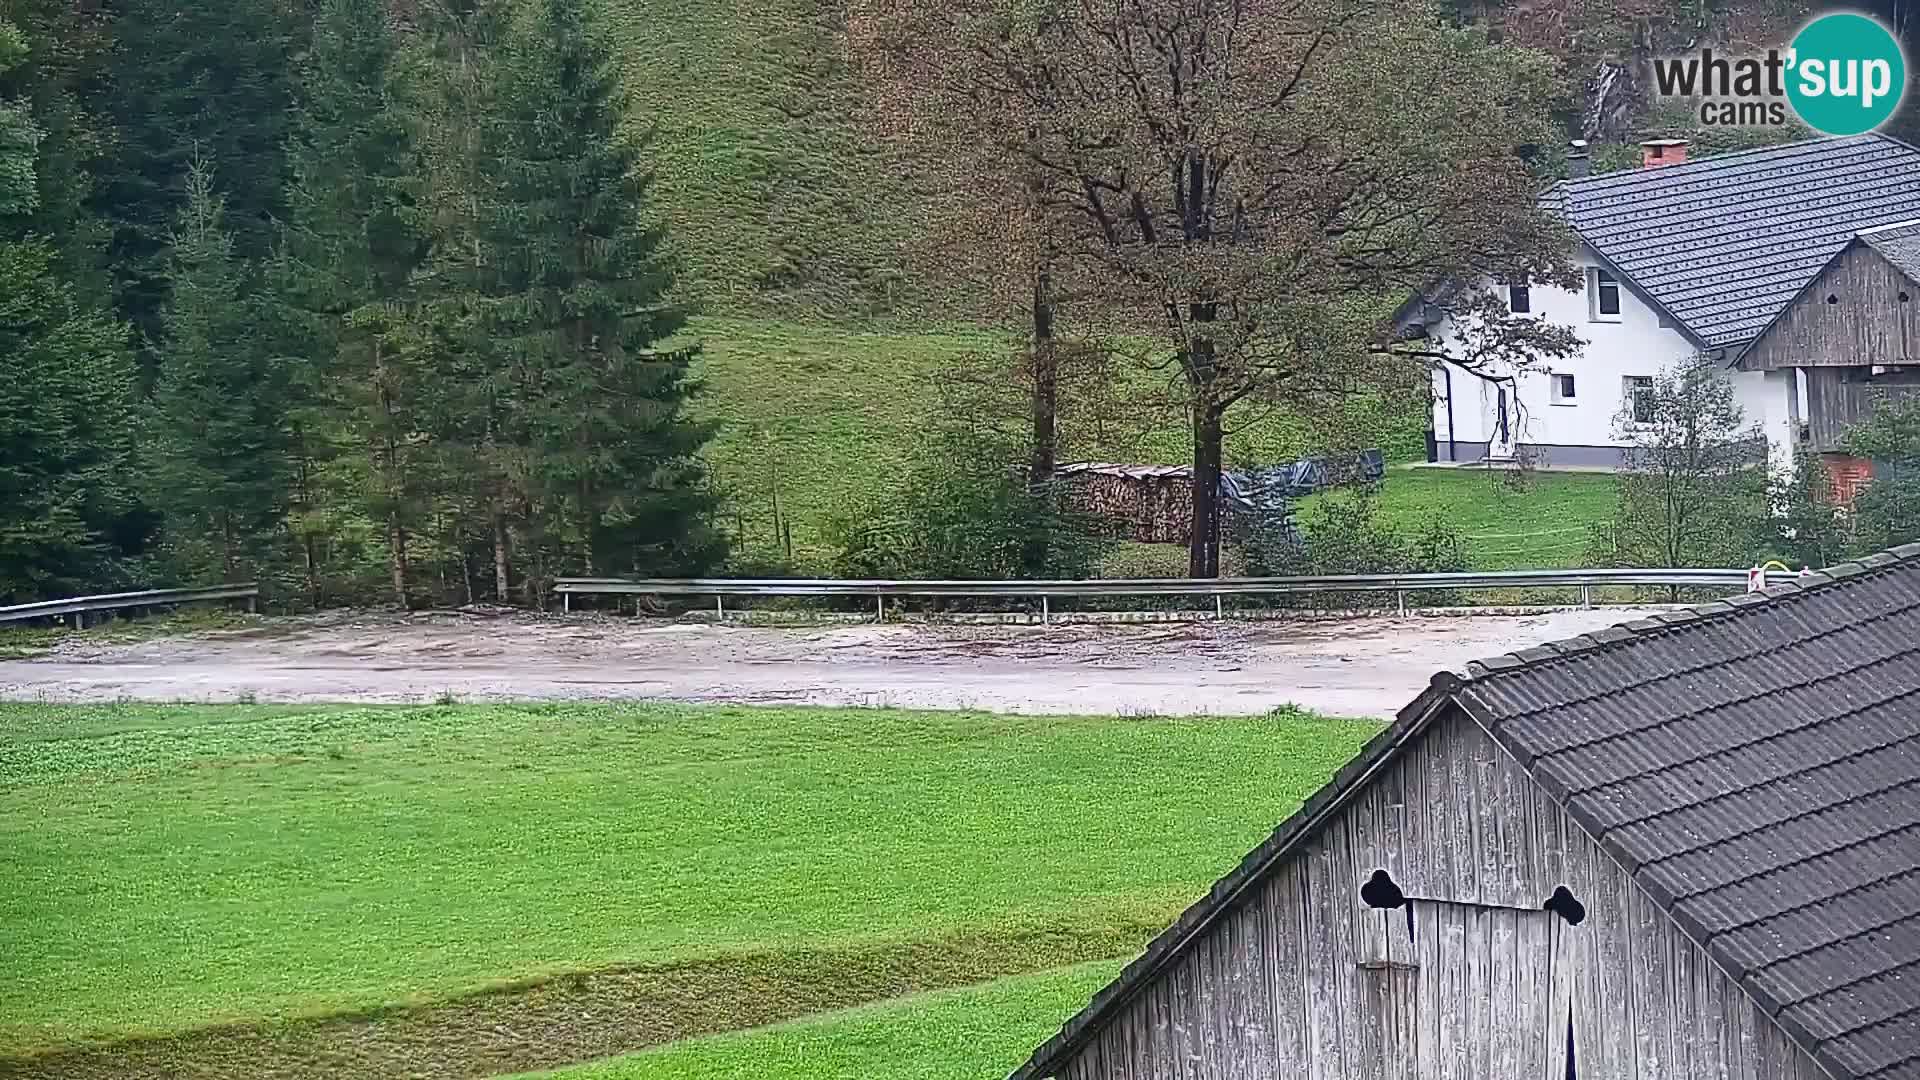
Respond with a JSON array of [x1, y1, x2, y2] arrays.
[[407, 0, 524, 602], [0, 19, 140, 602], [473, 0, 723, 584], [280, 0, 427, 607], [147, 161, 290, 583], [90, 0, 305, 368]]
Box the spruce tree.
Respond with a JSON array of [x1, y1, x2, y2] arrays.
[[407, 0, 523, 602], [90, 0, 304, 368], [0, 19, 140, 601], [280, 0, 426, 607], [147, 161, 289, 583], [475, 0, 722, 582]]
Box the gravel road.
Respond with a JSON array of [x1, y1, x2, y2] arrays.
[[0, 607, 1667, 717]]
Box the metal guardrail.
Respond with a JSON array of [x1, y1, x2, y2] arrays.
[[554, 569, 1754, 620], [0, 584, 260, 626]]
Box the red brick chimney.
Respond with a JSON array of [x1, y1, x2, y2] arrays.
[[1640, 139, 1690, 169]]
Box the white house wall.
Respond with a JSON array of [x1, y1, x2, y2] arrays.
[[1428, 249, 1790, 470]]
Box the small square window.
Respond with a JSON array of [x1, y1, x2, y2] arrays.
[[1590, 268, 1622, 321], [1551, 373, 1576, 404], [1624, 376, 1655, 424]]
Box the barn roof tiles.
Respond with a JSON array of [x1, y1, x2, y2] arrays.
[[1456, 543, 1920, 1080], [1013, 544, 1920, 1080], [1861, 219, 1920, 283], [1543, 133, 1920, 349]]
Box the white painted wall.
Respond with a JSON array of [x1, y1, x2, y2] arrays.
[[1427, 245, 1797, 470]]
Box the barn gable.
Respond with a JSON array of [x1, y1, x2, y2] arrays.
[[1015, 544, 1920, 1080], [1738, 227, 1920, 373]]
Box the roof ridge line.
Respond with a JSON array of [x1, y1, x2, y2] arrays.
[[1545, 651, 1920, 790], [1563, 133, 1891, 186], [1457, 543, 1920, 683], [1856, 217, 1920, 236], [1633, 744, 1920, 872]]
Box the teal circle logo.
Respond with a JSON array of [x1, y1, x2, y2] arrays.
[[1787, 13, 1907, 136]]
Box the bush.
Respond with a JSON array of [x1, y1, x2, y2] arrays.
[[828, 425, 1110, 589], [1245, 484, 1467, 606]]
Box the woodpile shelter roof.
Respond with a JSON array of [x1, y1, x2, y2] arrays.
[[1014, 544, 1920, 1080]]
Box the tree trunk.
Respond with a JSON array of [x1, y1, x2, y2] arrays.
[[221, 510, 237, 582], [1186, 290, 1223, 579], [375, 347, 411, 610], [1030, 266, 1058, 486], [1189, 397, 1225, 578], [387, 512, 411, 611], [492, 507, 510, 602]]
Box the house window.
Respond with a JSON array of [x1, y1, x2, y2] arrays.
[[1624, 376, 1655, 424], [1507, 277, 1531, 314], [1589, 268, 1622, 321], [1551, 373, 1576, 404]]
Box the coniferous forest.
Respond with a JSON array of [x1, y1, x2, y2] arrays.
[[0, 0, 720, 610]]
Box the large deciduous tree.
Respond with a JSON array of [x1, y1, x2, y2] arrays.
[[913, 0, 1578, 575]]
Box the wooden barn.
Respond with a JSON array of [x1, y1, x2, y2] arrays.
[[1013, 545, 1920, 1080], [1739, 219, 1920, 503]]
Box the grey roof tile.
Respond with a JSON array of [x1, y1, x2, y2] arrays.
[[1551, 134, 1920, 348]]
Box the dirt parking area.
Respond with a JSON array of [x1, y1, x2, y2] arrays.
[[0, 607, 1667, 717]]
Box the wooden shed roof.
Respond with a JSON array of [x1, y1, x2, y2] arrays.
[[1013, 544, 1920, 1080]]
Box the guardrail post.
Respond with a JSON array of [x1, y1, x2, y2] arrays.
[[1396, 590, 1407, 616], [1580, 584, 1592, 608], [875, 593, 884, 623], [1215, 594, 1223, 620], [1041, 595, 1049, 625], [716, 595, 724, 622], [563, 592, 571, 614], [246, 593, 256, 614]]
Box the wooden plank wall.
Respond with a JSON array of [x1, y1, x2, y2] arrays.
[[1056, 711, 1828, 1080], [1803, 366, 1920, 452], [1743, 244, 1920, 372]]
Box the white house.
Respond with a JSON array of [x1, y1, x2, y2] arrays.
[[1413, 134, 1920, 472]]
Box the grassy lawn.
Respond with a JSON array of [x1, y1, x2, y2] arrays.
[[1299, 468, 1619, 570], [515, 961, 1121, 1080], [0, 701, 1377, 1057], [685, 315, 1427, 570]]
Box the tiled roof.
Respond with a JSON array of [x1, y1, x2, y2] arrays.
[[1861, 220, 1920, 283], [1457, 548, 1920, 1080], [1547, 134, 1920, 349], [1013, 545, 1920, 1080]]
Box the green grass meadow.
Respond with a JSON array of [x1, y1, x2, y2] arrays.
[[514, 961, 1123, 1080], [0, 700, 1378, 1068]]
